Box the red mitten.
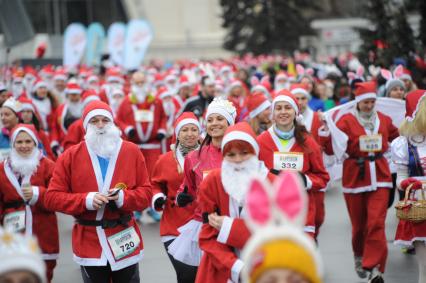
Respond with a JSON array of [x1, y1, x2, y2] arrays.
[[401, 178, 423, 191]]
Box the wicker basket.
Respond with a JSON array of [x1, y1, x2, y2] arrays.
[[395, 184, 426, 222]]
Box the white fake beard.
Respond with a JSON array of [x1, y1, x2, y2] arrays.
[[163, 100, 175, 117], [67, 101, 83, 117], [132, 85, 147, 103], [12, 85, 24, 98], [110, 98, 123, 114], [221, 156, 265, 206], [10, 148, 40, 177], [274, 82, 289, 92], [85, 123, 121, 158]]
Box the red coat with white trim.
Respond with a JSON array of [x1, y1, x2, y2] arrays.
[[335, 112, 398, 193], [44, 140, 152, 270], [0, 157, 59, 258], [115, 95, 168, 176], [151, 150, 194, 237], [49, 104, 80, 148], [196, 169, 275, 283], [257, 128, 329, 236], [303, 109, 323, 144]]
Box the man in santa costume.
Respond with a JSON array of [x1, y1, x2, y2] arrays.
[[321, 81, 399, 282], [196, 122, 274, 283], [0, 124, 59, 282], [44, 100, 152, 283], [116, 71, 167, 177], [245, 91, 271, 135], [181, 75, 216, 122], [175, 75, 192, 109], [290, 83, 326, 239], [49, 82, 84, 155], [51, 69, 67, 104]]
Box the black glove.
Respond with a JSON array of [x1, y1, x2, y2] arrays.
[[51, 145, 62, 157], [156, 133, 166, 141], [127, 128, 136, 139], [176, 186, 194, 207], [154, 196, 166, 210], [269, 168, 280, 175], [298, 172, 308, 187]]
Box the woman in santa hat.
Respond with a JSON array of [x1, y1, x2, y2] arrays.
[[256, 90, 329, 240], [30, 79, 58, 133], [322, 81, 399, 282], [0, 98, 22, 161], [167, 97, 237, 280], [0, 124, 59, 282], [245, 92, 271, 135], [150, 112, 201, 283], [196, 122, 274, 283], [392, 89, 426, 283], [18, 98, 55, 160]]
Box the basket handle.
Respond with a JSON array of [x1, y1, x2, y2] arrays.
[[403, 183, 426, 203]]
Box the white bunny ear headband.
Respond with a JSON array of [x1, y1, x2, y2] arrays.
[[241, 171, 323, 282], [347, 66, 365, 84]]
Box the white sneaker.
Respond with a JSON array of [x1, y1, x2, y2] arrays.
[[368, 267, 384, 283], [354, 256, 367, 278]]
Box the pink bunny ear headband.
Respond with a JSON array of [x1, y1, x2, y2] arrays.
[[347, 66, 365, 84], [381, 65, 405, 90], [241, 171, 323, 282], [296, 64, 314, 82]]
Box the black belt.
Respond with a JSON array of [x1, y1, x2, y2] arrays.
[[77, 214, 131, 229], [4, 200, 26, 209], [350, 153, 383, 178]]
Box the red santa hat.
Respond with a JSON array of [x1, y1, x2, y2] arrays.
[[11, 124, 40, 147], [87, 75, 99, 83], [246, 92, 271, 119], [2, 97, 22, 114], [174, 112, 201, 137], [53, 69, 67, 81], [156, 87, 173, 100], [405, 89, 426, 122], [272, 90, 300, 115], [290, 83, 311, 99], [82, 89, 100, 107], [227, 79, 243, 91], [18, 97, 36, 113], [178, 75, 191, 90], [32, 78, 48, 92], [399, 67, 412, 81], [106, 67, 124, 84], [354, 81, 377, 103], [222, 122, 259, 156], [82, 101, 114, 130], [65, 82, 83, 95], [274, 71, 288, 83]]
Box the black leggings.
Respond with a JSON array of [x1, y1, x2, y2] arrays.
[[164, 239, 198, 283], [81, 263, 139, 283], [388, 173, 405, 208]]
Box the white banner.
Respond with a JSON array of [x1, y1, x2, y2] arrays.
[[63, 23, 87, 68], [123, 19, 153, 70], [107, 22, 127, 67]]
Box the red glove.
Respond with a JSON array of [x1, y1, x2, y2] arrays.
[[400, 178, 423, 191]]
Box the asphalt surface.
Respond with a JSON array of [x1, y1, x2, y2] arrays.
[[52, 182, 418, 283]]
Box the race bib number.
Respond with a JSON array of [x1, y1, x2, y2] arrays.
[[107, 227, 140, 260], [3, 211, 25, 233], [359, 134, 382, 152], [134, 110, 154, 123], [0, 148, 11, 162], [273, 152, 304, 171], [202, 170, 210, 180]]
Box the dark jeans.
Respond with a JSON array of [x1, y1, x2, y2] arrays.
[[164, 239, 198, 283], [81, 263, 139, 283]]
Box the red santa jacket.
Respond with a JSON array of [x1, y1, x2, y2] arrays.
[[151, 150, 195, 238], [0, 157, 59, 259], [62, 119, 85, 151], [303, 108, 323, 144], [116, 94, 167, 148], [49, 104, 80, 148], [44, 140, 152, 271], [331, 111, 399, 193], [196, 169, 275, 283]]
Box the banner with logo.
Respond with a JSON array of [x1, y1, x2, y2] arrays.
[[108, 22, 127, 67], [85, 23, 105, 67], [63, 23, 87, 68], [123, 19, 153, 70]]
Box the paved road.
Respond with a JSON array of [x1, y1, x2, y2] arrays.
[[52, 183, 418, 283]]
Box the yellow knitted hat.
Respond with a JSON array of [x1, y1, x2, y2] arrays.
[[249, 239, 322, 283]]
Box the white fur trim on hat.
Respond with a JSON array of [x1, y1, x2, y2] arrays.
[[82, 95, 100, 108], [11, 127, 38, 146], [2, 98, 21, 114], [20, 103, 35, 113], [291, 88, 311, 99], [175, 118, 200, 136], [249, 100, 271, 119], [355, 92, 376, 103], [83, 109, 113, 129], [33, 81, 47, 91], [272, 96, 299, 115], [221, 131, 259, 156]]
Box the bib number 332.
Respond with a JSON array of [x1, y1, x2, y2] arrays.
[[107, 227, 140, 260], [273, 152, 304, 171]]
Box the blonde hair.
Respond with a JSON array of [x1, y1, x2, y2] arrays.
[[400, 95, 426, 136]]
